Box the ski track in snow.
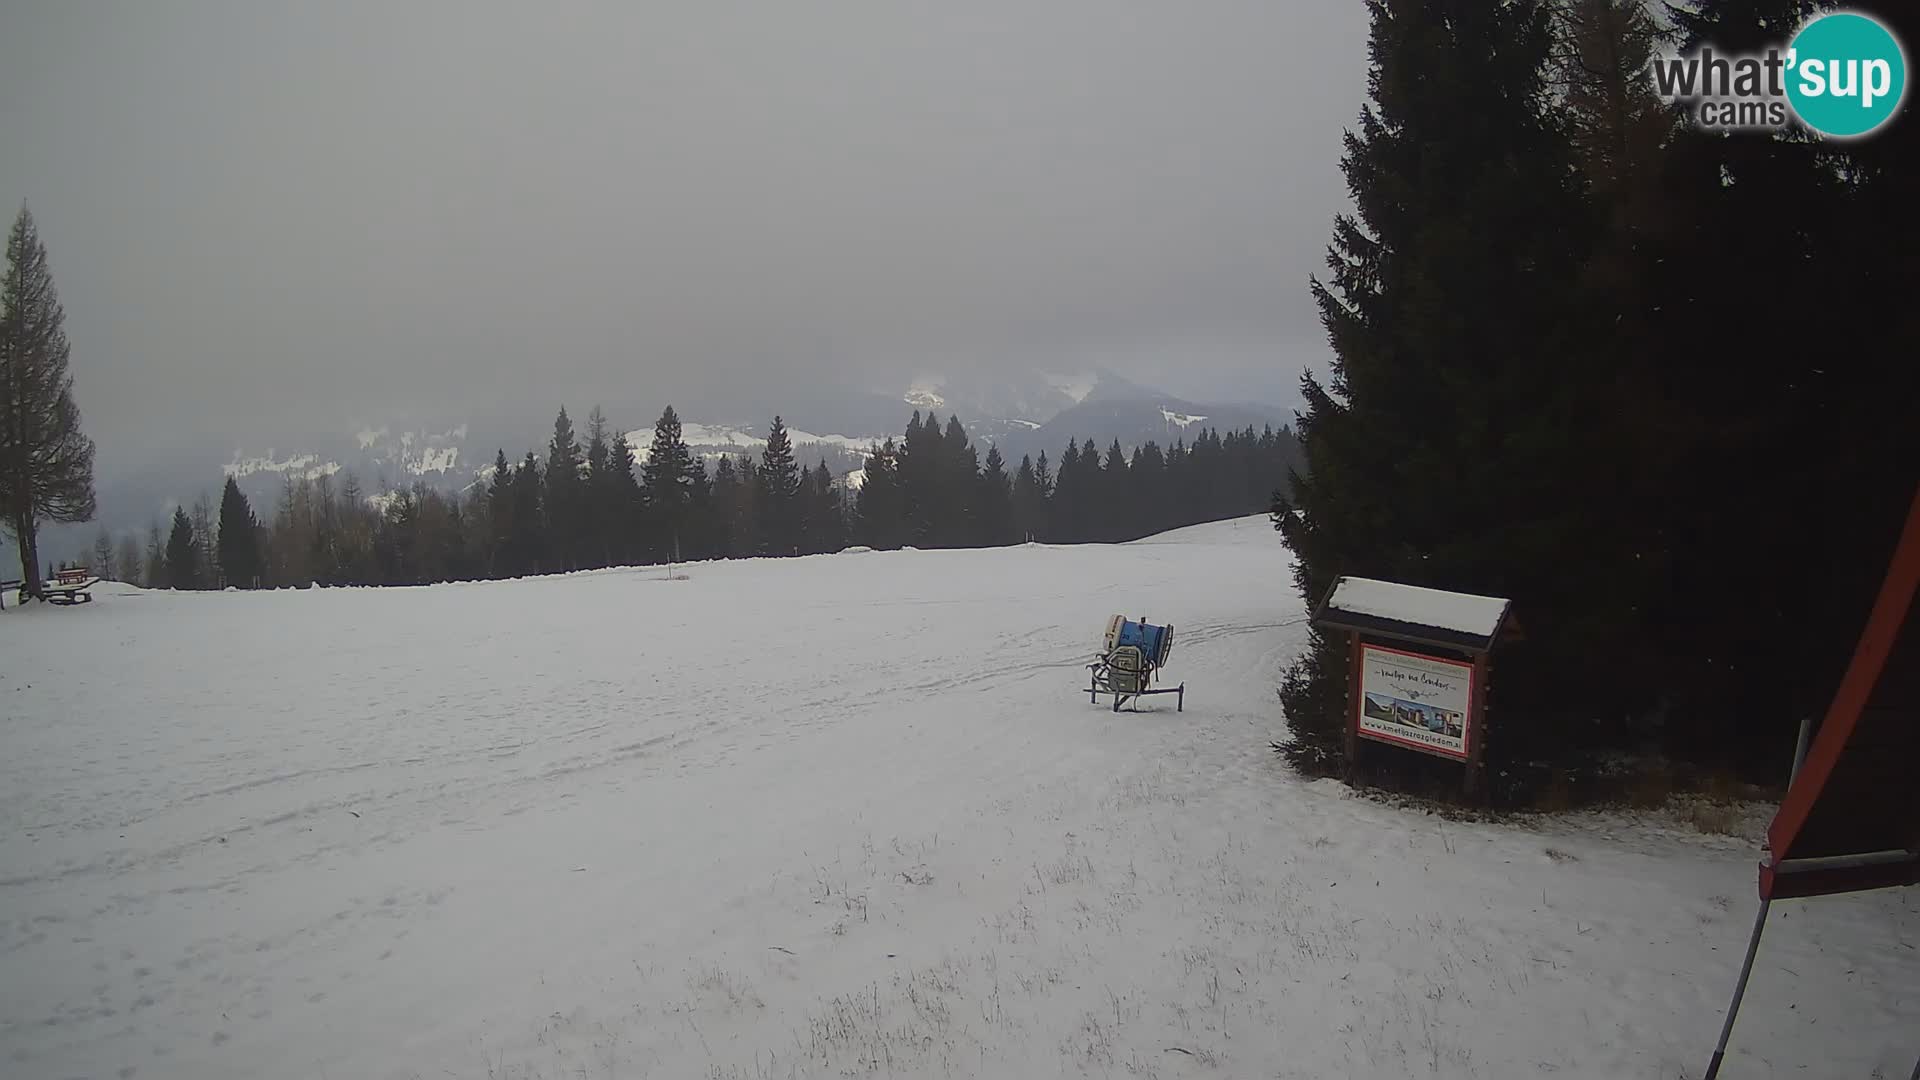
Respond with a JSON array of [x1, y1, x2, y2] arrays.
[[1, 516, 1914, 1079]]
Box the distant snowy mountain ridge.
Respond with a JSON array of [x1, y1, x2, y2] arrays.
[[459, 422, 889, 494], [636, 423, 892, 461], [892, 369, 1120, 429], [63, 371, 1291, 560], [222, 425, 469, 492], [222, 452, 342, 483]]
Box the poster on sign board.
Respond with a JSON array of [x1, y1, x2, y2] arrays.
[[1356, 644, 1474, 760]]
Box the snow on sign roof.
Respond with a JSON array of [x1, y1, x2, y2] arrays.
[[1318, 576, 1512, 648]]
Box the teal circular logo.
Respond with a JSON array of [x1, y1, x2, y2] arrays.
[[1786, 12, 1907, 138]]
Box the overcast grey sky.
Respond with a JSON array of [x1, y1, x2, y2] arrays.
[[0, 1, 1369, 466]]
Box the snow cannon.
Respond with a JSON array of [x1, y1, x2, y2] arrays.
[[1088, 614, 1184, 713], [1103, 615, 1174, 669]]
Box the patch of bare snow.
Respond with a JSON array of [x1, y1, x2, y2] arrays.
[[1, 517, 1910, 1079]]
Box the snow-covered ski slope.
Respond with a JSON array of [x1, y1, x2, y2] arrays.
[[2, 517, 1914, 1079]]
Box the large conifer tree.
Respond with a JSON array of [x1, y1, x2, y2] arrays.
[[800, 461, 844, 554], [934, 415, 978, 546], [1098, 440, 1128, 543], [605, 428, 641, 564], [641, 406, 697, 562], [165, 507, 198, 590], [1, 207, 95, 595], [582, 407, 612, 568], [486, 449, 514, 575], [710, 455, 740, 557], [683, 455, 715, 560], [897, 412, 940, 545], [1274, 0, 1620, 777], [511, 452, 544, 575], [731, 456, 760, 556], [217, 477, 263, 588], [977, 445, 1014, 547], [1631, 0, 1920, 767], [1011, 455, 1041, 542], [544, 408, 585, 571], [757, 416, 801, 555], [1031, 451, 1054, 540], [854, 439, 905, 550], [1051, 441, 1083, 543]]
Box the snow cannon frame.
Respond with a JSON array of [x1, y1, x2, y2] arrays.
[[1088, 615, 1183, 712]]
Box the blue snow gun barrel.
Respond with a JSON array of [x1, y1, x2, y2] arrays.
[[1104, 615, 1174, 668]]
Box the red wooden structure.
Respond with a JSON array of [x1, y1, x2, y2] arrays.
[[1704, 479, 1920, 1078], [1757, 479, 1920, 900]]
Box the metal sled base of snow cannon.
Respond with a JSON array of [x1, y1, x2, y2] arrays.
[[1087, 615, 1183, 712]]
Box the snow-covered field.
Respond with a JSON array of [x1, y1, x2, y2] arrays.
[[2, 517, 1914, 1079]]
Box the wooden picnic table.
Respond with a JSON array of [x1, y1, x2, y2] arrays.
[[1, 571, 99, 607], [46, 570, 98, 605]]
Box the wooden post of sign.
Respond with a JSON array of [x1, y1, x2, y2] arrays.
[[1465, 651, 1490, 801], [1344, 631, 1362, 780]]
